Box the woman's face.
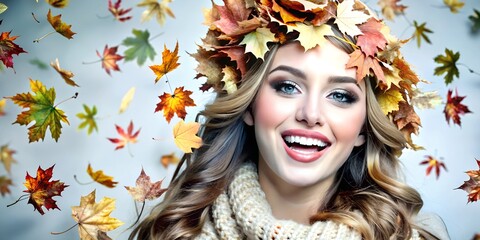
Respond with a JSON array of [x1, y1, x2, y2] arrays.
[[244, 41, 367, 188]]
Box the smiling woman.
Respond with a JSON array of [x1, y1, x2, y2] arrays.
[[129, 0, 450, 239]]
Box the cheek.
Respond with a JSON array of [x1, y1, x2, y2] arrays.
[[329, 108, 366, 140], [253, 90, 292, 127]]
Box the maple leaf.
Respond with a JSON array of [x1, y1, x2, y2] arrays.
[[107, 121, 140, 150], [0, 31, 27, 69], [125, 168, 167, 202], [119, 87, 135, 114], [155, 87, 196, 123], [122, 29, 156, 66], [288, 23, 334, 51], [160, 152, 180, 168], [173, 120, 202, 153], [444, 89, 471, 126], [443, 0, 464, 13], [76, 104, 98, 135], [96, 45, 123, 75], [470, 9, 480, 32], [0, 175, 13, 197], [149, 41, 180, 83], [0, 98, 6, 116], [47, 0, 69, 8], [376, 86, 404, 115], [378, 0, 407, 21], [212, 0, 259, 37], [346, 49, 385, 82], [190, 46, 224, 91], [357, 18, 387, 57], [457, 159, 480, 203], [0, 3, 7, 14], [137, 0, 175, 25], [46, 9, 76, 39], [240, 27, 276, 60], [334, 0, 370, 36], [23, 165, 68, 215], [108, 0, 132, 22], [420, 155, 447, 179], [410, 89, 442, 110], [87, 164, 118, 188], [221, 66, 239, 94], [1, 144, 17, 174], [412, 21, 432, 47], [50, 58, 79, 87], [6, 79, 70, 142], [434, 48, 460, 85], [71, 190, 123, 240]]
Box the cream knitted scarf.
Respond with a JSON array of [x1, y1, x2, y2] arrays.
[[195, 163, 422, 240]]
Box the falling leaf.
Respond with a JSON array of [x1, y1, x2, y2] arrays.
[[443, 0, 464, 13], [149, 41, 180, 83], [122, 29, 156, 66], [0, 31, 27, 69], [87, 164, 118, 188], [137, 0, 175, 25], [240, 27, 276, 60], [469, 9, 480, 32], [420, 155, 447, 179], [346, 49, 385, 82], [357, 18, 387, 57], [221, 66, 238, 94], [412, 21, 432, 47], [410, 89, 442, 110], [47, 9, 76, 39], [288, 23, 334, 51], [108, 0, 132, 22], [23, 165, 68, 215], [376, 86, 404, 114], [0, 99, 6, 116], [47, 0, 69, 8], [107, 121, 140, 150], [125, 168, 167, 202], [0, 3, 7, 14], [76, 104, 98, 135], [50, 58, 79, 87], [119, 87, 135, 114], [378, 0, 407, 21], [160, 152, 180, 168], [6, 79, 70, 142], [71, 190, 123, 239], [334, 0, 370, 36], [0, 144, 17, 174], [96, 45, 123, 75], [173, 120, 202, 153], [29, 58, 49, 70], [444, 89, 471, 126], [457, 159, 480, 203], [434, 48, 460, 85], [0, 175, 13, 196], [155, 87, 196, 123]]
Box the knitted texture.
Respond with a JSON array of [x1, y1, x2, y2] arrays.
[[195, 163, 423, 239]]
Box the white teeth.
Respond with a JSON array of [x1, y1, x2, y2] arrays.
[[284, 136, 327, 147]]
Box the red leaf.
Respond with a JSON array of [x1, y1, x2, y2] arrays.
[[0, 31, 27, 69], [357, 18, 387, 57], [96, 45, 124, 75], [108, 0, 132, 22], [419, 155, 447, 179], [444, 89, 472, 126], [107, 121, 140, 150], [457, 159, 480, 203]]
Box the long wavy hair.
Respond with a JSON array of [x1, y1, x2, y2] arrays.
[[129, 26, 429, 240]]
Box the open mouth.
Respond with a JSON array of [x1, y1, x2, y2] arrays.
[[283, 135, 329, 153]]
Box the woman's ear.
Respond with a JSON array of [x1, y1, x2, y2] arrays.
[[354, 133, 365, 147], [243, 109, 254, 126]]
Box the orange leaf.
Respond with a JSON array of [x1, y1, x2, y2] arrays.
[[173, 120, 202, 153], [357, 18, 387, 57], [23, 165, 68, 215], [87, 164, 118, 188], [125, 168, 167, 202], [107, 121, 140, 150], [0, 175, 13, 197], [149, 41, 180, 83], [0, 31, 27, 69], [96, 45, 124, 75], [160, 152, 180, 168], [50, 58, 79, 87], [444, 89, 471, 126], [346, 49, 385, 83], [457, 159, 480, 203], [155, 87, 196, 123], [47, 9, 76, 39], [0, 99, 6, 116], [419, 155, 447, 179], [47, 0, 69, 8]]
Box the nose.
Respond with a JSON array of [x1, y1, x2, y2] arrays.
[[295, 93, 325, 127]]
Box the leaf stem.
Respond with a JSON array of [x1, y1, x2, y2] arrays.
[[127, 143, 134, 158], [165, 75, 173, 94], [82, 59, 102, 64], [458, 63, 480, 76], [126, 200, 145, 230], [51, 223, 79, 235], [149, 32, 164, 41], [73, 174, 95, 185], [96, 14, 112, 19], [6, 194, 29, 207], [31, 12, 40, 23], [54, 92, 78, 108], [33, 31, 56, 43]]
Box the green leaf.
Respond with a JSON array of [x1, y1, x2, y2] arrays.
[[29, 58, 49, 70], [76, 104, 98, 135], [122, 29, 156, 66], [469, 9, 480, 32], [413, 21, 433, 48], [434, 48, 460, 85], [0, 3, 7, 14]]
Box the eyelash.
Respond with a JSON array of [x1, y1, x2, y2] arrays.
[[271, 80, 358, 104], [327, 90, 358, 104], [271, 80, 301, 95]]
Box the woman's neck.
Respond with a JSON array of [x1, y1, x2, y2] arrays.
[[257, 160, 335, 225]]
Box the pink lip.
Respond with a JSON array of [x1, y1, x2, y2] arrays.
[[281, 129, 331, 163]]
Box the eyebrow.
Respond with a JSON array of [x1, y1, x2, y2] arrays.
[[328, 76, 362, 90]]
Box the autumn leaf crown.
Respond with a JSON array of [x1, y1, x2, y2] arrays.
[[192, 0, 425, 149]]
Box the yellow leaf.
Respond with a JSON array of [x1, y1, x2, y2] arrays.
[[288, 23, 334, 51], [137, 0, 175, 25], [240, 27, 276, 59], [173, 120, 202, 153], [119, 87, 135, 114], [221, 66, 238, 94], [160, 152, 180, 168], [87, 164, 118, 188], [50, 58, 79, 87], [47, 0, 69, 8], [47, 9, 76, 39], [0, 99, 6, 116], [0, 144, 16, 174], [149, 41, 180, 83], [376, 87, 404, 114], [334, 0, 370, 36], [71, 190, 123, 240], [410, 89, 443, 110], [443, 0, 464, 13]]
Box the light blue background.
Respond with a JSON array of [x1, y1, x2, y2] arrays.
[[0, 0, 479, 239]]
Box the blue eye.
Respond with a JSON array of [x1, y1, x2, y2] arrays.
[[328, 90, 357, 104], [271, 80, 300, 95]]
